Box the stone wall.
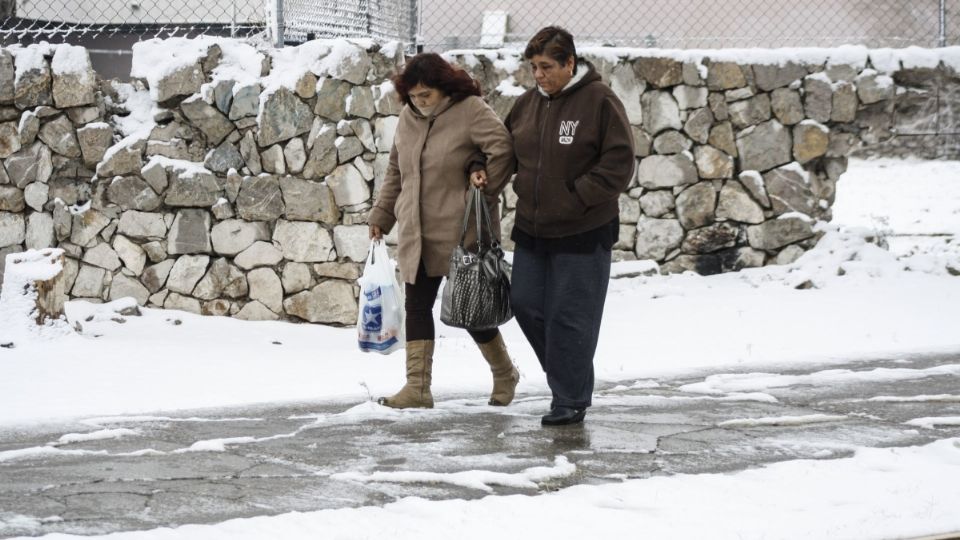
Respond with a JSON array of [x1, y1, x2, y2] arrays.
[[0, 40, 956, 325], [0, 40, 404, 325], [448, 49, 959, 273], [852, 62, 960, 160]]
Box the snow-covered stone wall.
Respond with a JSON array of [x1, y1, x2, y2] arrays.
[[0, 39, 956, 325], [447, 46, 960, 273]]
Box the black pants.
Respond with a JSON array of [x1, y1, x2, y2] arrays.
[[511, 244, 611, 409], [406, 262, 499, 344]]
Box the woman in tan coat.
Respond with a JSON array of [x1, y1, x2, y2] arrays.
[[368, 53, 517, 409]]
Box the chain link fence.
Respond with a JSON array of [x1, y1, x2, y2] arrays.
[[0, 0, 956, 51], [419, 0, 960, 51], [0, 0, 417, 48], [281, 0, 416, 45], [0, 0, 266, 46]]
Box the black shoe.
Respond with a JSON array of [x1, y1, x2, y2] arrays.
[[541, 406, 586, 426]]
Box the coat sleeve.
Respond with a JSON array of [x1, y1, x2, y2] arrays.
[[368, 141, 401, 234], [468, 97, 515, 200], [572, 92, 636, 207]]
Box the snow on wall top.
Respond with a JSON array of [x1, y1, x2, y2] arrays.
[[10, 43, 54, 85], [446, 44, 960, 73], [51, 44, 92, 78]]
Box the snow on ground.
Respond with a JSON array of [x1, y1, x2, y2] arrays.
[[15, 438, 960, 540], [832, 158, 960, 236], [1, 158, 959, 538], [1, 159, 959, 427]]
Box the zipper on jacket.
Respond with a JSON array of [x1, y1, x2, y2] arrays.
[[534, 100, 551, 237]]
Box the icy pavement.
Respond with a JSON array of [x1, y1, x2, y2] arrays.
[[1, 353, 958, 538]]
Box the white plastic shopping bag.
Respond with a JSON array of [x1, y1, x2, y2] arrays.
[[357, 240, 405, 354]]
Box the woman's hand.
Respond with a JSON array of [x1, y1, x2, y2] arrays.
[[369, 224, 383, 240], [469, 169, 488, 188]]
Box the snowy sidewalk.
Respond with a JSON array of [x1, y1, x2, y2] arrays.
[[1, 353, 959, 539]]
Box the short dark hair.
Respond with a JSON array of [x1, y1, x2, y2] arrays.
[[524, 26, 577, 66], [392, 53, 481, 107]]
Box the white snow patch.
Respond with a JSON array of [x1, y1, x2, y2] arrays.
[[679, 364, 960, 395], [0, 445, 106, 463], [99, 81, 156, 169], [806, 71, 833, 84], [825, 45, 869, 70], [11, 43, 53, 85], [311, 39, 367, 81], [67, 200, 91, 215], [144, 155, 212, 178], [57, 428, 141, 444], [492, 54, 520, 74], [798, 119, 829, 133], [332, 456, 576, 493], [867, 394, 960, 403], [0, 249, 72, 346], [495, 76, 526, 97], [904, 417, 960, 429], [778, 211, 814, 222], [80, 415, 264, 424], [175, 437, 257, 453], [64, 297, 139, 324], [130, 37, 212, 101], [718, 414, 847, 428], [50, 44, 91, 79]]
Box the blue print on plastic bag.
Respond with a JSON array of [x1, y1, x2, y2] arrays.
[[361, 286, 383, 332]]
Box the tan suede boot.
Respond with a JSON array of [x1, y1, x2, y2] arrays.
[[478, 333, 519, 406], [378, 340, 434, 409]]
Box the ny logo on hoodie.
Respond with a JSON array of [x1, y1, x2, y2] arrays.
[[558, 120, 580, 145]]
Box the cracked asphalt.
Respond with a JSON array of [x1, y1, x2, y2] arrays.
[[1, 353, 959, 538]]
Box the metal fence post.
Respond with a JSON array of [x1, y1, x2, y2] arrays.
[[0, 0, 15, 18], [940, 0, 947, 47], [415, 0, 422, 52], [272, 0, 285, 47]]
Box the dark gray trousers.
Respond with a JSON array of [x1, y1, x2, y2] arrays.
[[511, 244, 611, 409]]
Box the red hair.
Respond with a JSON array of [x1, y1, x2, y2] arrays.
[[392, 53, 481, 106]]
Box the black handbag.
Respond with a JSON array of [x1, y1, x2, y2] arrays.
[[440, 187, 513, 330]]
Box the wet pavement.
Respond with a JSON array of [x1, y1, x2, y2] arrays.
[[1, 353, 959, 538]]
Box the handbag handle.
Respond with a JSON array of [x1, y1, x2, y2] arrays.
[[457, 187, 498, 253]]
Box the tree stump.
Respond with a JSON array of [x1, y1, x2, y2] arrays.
[[1, 249, 66, 326]]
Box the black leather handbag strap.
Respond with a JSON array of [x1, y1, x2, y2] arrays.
[[457, 187, 498, 253]]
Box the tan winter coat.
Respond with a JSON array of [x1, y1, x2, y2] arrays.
[[369, 95, 514, 284]]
